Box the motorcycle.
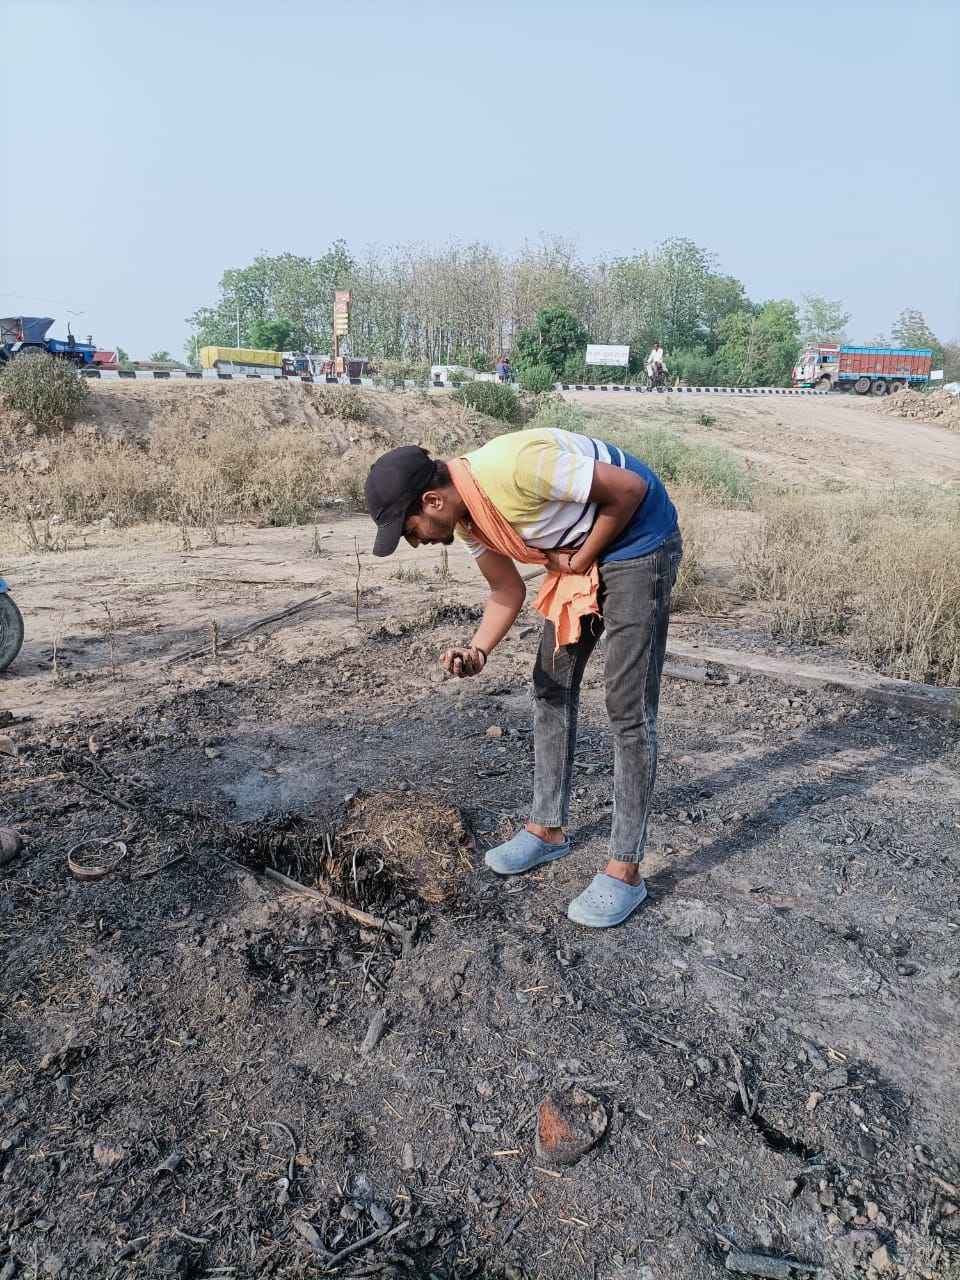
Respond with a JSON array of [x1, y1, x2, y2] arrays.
[[0, 579, 24, 673]]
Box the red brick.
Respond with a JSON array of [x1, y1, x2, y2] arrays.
[[534, 1088, 607, 1166]]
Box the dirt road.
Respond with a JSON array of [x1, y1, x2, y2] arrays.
[[564, 390, 960, 490], [0, 518, 486, 725]]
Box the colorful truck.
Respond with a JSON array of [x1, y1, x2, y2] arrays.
[[792, 344, 933, 395]]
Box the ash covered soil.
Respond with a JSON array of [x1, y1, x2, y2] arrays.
[[2, 611, 960, 1280]]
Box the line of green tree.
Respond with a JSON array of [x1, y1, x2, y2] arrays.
[[184, 237, 957, 386]]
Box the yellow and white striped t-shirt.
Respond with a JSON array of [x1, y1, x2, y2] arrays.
[[457, 427, 616, 558]]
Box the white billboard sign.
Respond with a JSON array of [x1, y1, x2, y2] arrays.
[[585, 343, 629, 368], [930, 369, 944, 381]]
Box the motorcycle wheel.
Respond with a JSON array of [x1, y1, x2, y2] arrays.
[[0, 593, 24, 673]]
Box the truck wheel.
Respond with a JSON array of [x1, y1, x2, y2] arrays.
[[854, 377, 871, 395], [888, 380, 904, 394], [817, 376, 832, 391], [870, 379, 887, 396], [0, 594, 24, 673]]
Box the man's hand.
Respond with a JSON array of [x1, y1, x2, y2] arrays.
[[542, 549, 578, 575], [441, 646, 487, 678]]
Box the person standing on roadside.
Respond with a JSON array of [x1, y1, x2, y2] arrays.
[[364, 424, 682, 929]]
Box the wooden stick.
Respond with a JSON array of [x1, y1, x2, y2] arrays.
[[262, 866, 412, 942], [166, 593, 330, 664], [353, 538, 362, 625], [726, 1044, 756, 1118], [133, 853, 187, 880], [71, 776, 140, 813], [641, 1028, 690, 1052], [320, 1220, 408, 1271]]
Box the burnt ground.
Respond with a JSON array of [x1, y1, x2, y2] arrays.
[[2, 612, 960, 1280]]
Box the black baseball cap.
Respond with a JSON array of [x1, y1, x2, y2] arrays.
[[365, 445, 437, 557]]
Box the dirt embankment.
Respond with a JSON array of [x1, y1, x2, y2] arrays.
[[2, 380, 491, 460], [71, 380, 487, 449], [0, 383, 497, 541]]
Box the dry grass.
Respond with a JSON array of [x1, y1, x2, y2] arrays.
[[0, 386, 490, 545], [670, 489, 708, 612], [338, 791, 474, 906], [532, 400, 752, 509], [311, 385, 369, 421], [237, 791, 473, 909], [739, 489, 960, 685], [0, 427, 332, 533]]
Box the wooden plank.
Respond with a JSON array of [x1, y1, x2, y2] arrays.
[[665, 639, 960, 722]]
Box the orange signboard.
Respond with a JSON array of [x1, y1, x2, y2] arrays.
[[334, 290, 351, 337]]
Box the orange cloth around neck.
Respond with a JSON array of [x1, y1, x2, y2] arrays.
[[447, 456, 600, 649]]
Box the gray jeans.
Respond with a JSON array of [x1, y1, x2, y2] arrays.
[[529, 533, 682, 863]]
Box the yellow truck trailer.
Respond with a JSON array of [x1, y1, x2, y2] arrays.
[[198, 346, 283, 373]]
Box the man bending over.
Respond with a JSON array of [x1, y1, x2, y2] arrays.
[[365, 423, 682, 928]]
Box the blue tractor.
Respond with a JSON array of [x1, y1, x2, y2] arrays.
[[0, 316, 97, 367]]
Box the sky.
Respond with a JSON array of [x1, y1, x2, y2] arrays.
[[3, 0, 958, 359]]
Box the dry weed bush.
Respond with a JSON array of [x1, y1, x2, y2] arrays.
[[0, 352, 89, 427], [0, 435, 161, 532], [49, 439, 167, 526], [372, 359, 431, 388], [739, 490, 960, 685], [156, 421, 355, 528], [312, 386, 368, 421]]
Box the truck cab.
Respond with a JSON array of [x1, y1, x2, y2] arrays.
[[793, 344, 839, 390]]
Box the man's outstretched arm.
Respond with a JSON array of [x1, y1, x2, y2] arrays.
[[441, 551, 525, 677]]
